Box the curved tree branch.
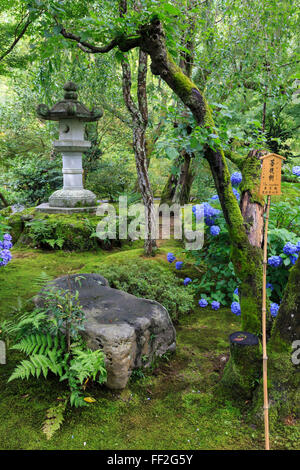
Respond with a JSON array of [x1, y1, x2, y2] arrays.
[[0, 18, 32, 62]]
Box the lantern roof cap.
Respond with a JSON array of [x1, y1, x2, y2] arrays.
[[37, 82, 103, 122]]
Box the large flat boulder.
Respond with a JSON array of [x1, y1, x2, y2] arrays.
[[35, 273, 176, 389]]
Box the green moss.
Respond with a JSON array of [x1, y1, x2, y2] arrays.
[[6, 213, 24, 243], [251, 347, 300, 428], [0, 206, 13, 217], [6, 210, 129, 251], [0, 246, 297, 449], [239, 151, 265, 206], [167, 52, 195, 97]]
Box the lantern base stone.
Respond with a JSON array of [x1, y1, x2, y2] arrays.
[[35, 202, 98, 214], [48, 188, 97, 208]]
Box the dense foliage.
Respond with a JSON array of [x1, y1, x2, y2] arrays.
[[100, 259, 195, 322]]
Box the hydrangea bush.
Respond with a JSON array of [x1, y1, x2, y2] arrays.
[[166, 171, 299, 319], [0, 216, 13, 267]]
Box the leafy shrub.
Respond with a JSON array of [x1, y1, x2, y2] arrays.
[[8, 155, 62, 206], [100, 260, 194, 321], [186, 204, 240, 306], [269, 200, 300, 235], [184, 194, 300, 310], [85, 156, 135, 201]]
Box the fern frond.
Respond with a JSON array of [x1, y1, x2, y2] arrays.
[[32, 271, 53, 288], [8, 351, 64, 382], [11, 333, 65, 358], [42, 399, 67, 440]]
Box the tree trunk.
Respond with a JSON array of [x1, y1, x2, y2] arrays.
[[221, 331, 261, 400], [238, 149, 269, 333], [121, 49, 156, 256], [160, 157, 180, 205], [172, 150, 195, 205]]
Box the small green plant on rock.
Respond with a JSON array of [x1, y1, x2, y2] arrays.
[[1, 282, 107, 439]]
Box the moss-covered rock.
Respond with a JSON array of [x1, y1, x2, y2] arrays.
[[5, 209, 127, 251]]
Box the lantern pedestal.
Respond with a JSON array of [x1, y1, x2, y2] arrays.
[[35, 202, 98, 214], [35, 81, 103, 215]]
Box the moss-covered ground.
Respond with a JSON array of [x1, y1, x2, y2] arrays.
[[0, 242, 299, 450]]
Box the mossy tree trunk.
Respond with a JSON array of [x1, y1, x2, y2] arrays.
[[160, 163, 178, 205], [173, 150, 195, 205], [0, 191, 9, 208], [160, 150, 195, 205]]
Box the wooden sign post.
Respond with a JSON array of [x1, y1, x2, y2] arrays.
[[259, 153, 286, 450]]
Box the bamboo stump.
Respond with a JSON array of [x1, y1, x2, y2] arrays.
[[221, 331, 261, 399]]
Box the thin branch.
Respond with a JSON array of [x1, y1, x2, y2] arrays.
[[0, 18, 32, 62], [60, 27, 119, 53]]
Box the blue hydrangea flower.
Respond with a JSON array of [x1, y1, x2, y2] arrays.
[[3, 240, 12, 250], [283, 242, 297, 256], [232, 188, 240, 201], [175, 261, 183, 270], [3, 233, 12, 242], [270, 303, 280, 317], [199, 298, 208, 307], [183, 277, 192, 286], [268, 255, 282, 267], [234, 287, 239, 295], [192, 204, 203, 220], [211, 301, 220, 310], [231, 301, 241, 316], [0, 249, 12, 266], [292, 166, 300, 177], [231, 172, 242, 187], [203, 202, 221, 218], [167, 252, 176, 263], [266, 282, 273, 290], [290, 254, 298, 265], [210, 225, 220, 236], [204, 216, 216, 226], [211, 195, 219, 200], [296, 241, 300, 253]]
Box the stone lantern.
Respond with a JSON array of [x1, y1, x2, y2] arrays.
[[36, 81, 103, 213]]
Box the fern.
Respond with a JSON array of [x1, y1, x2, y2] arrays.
[[42, 400, 67, 440], [1, 310, 48, 338], [70, 348, 107, 385], [32, 271, 53, 288], [8, 352, 63, 382], [11, 333, 66, 357]]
